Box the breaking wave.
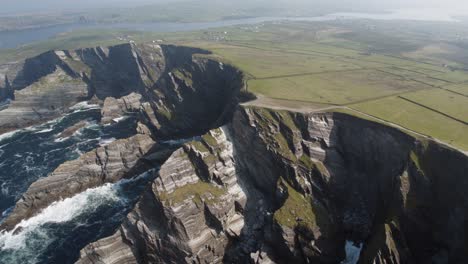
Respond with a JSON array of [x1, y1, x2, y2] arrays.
[[0, 184, 120, 251], [0, 170, 155, 264]]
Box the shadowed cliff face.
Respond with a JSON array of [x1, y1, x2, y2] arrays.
[[228, 107, 468, 264], [0, 43, 244, 137], [74, 105, 468, 264], [0, 43, 246, 262], [1, 43, 467, 264]]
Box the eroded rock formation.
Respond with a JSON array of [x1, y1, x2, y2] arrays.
[[0, 134, 159, 231], [227, 107, 468, 264], [75, 105, 468, 264], [1, 43, 467, 264], [77, 127, 247, 264], [0, 43, 244, 136]]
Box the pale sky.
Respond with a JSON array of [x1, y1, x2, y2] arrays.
[[1, 0, 468, 15]]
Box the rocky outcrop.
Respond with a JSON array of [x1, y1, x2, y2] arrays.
[[139, 56, 244, 139], [359, 141, 468, 264], [0, 43, 244, 136], [101, 93, 143, 124], [74, 105, 468, 264], [0, 67, 88, 133], [228, 106, 468, 264], [2, 42, 467, 264], [0, 134, 159, 231], [77, 127, 247, 264]]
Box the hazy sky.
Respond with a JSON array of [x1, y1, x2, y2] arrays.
[[1, 0, 468, 15], [0, 0, 176, 14]]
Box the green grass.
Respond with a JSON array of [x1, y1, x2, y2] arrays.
[[248, 69, 431, 105], [352, 97, 468, 150], [172, 69, 193, 86], [2, 19, 468, 151], [156, 107, 173, 120], [159, 181, 225, 205], [201, 133, 218, 147], [209, 45, 361, 79], [444, 84, 468, 96], [191, 141, 209, 153], [274, 180, 316, 230], [63, 57, 92, 76], [400, 89, 468, 123]]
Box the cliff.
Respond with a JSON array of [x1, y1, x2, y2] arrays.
[[0, 134, 160, 231], [77, 127, 247, 264], [228, 107, 468, 263], [0, 43, 244, 136], [1, 43, 467, 264], [75, 105, 468, 264]]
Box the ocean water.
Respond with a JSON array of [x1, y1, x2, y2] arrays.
[[0, 104, 138, 216], [341, 241, 363, 264], [0, 171, 156, 264], [0, 104, 146, 263], [0, 102, 193, 263]]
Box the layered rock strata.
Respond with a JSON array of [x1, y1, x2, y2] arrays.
[[0, 134, 159, 231], [76, 106, 468, 264], [228, 106, 468, 264], [77, 127, 247, 264], [0, 44, 244, 136], [1, 43, 467, 264]]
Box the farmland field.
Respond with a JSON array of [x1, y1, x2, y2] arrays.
[[351, 97, 468, 150], [400, 89, 468, 123], [1, 19, 467, 150]]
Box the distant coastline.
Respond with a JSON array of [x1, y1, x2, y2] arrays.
[[0, 9, 463, 50]]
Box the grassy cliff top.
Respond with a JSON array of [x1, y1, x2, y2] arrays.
[[1, 19, 467, 151]]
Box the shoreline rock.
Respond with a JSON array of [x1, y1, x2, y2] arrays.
[[77, 127, 247, 264], [0, 134, 158, 231]]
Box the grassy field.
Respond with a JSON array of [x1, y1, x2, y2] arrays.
[[192, 22, 468, 150], [444, 84, 468, 96], [204, 45, 362, 78], [400, 89, 468, 123], [1, 20, 467, 150], [248, 69, 432, 104], [351, 97, 468, 150]]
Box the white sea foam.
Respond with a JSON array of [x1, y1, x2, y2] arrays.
[[0, 113, 66, 143], [1, 207, 13, 218], [33, 128, 54, 134], [84, 122, 100, 130], [69, 101, 100, 111], [53, 137, 69, 143], [341, 241, 362, 264], [1, 182, 9, 196], [0, 183, 120, 250], [112, 116, 128, 123], [0, 169, 154, 252], [72, 130, 83, 137], [164, 137, 197, 146], [72, 147, 84, 156], [0, 130, 21, 143], [99, 137, 116, 146]]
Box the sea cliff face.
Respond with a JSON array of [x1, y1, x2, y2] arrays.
[[0, 133, 158, 231], [77, 127, 247, 264], [228, 107, 468, 264], [1, 43, 467, 264], [74, 106, 468, 264], [0, 43, 244, 137]]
